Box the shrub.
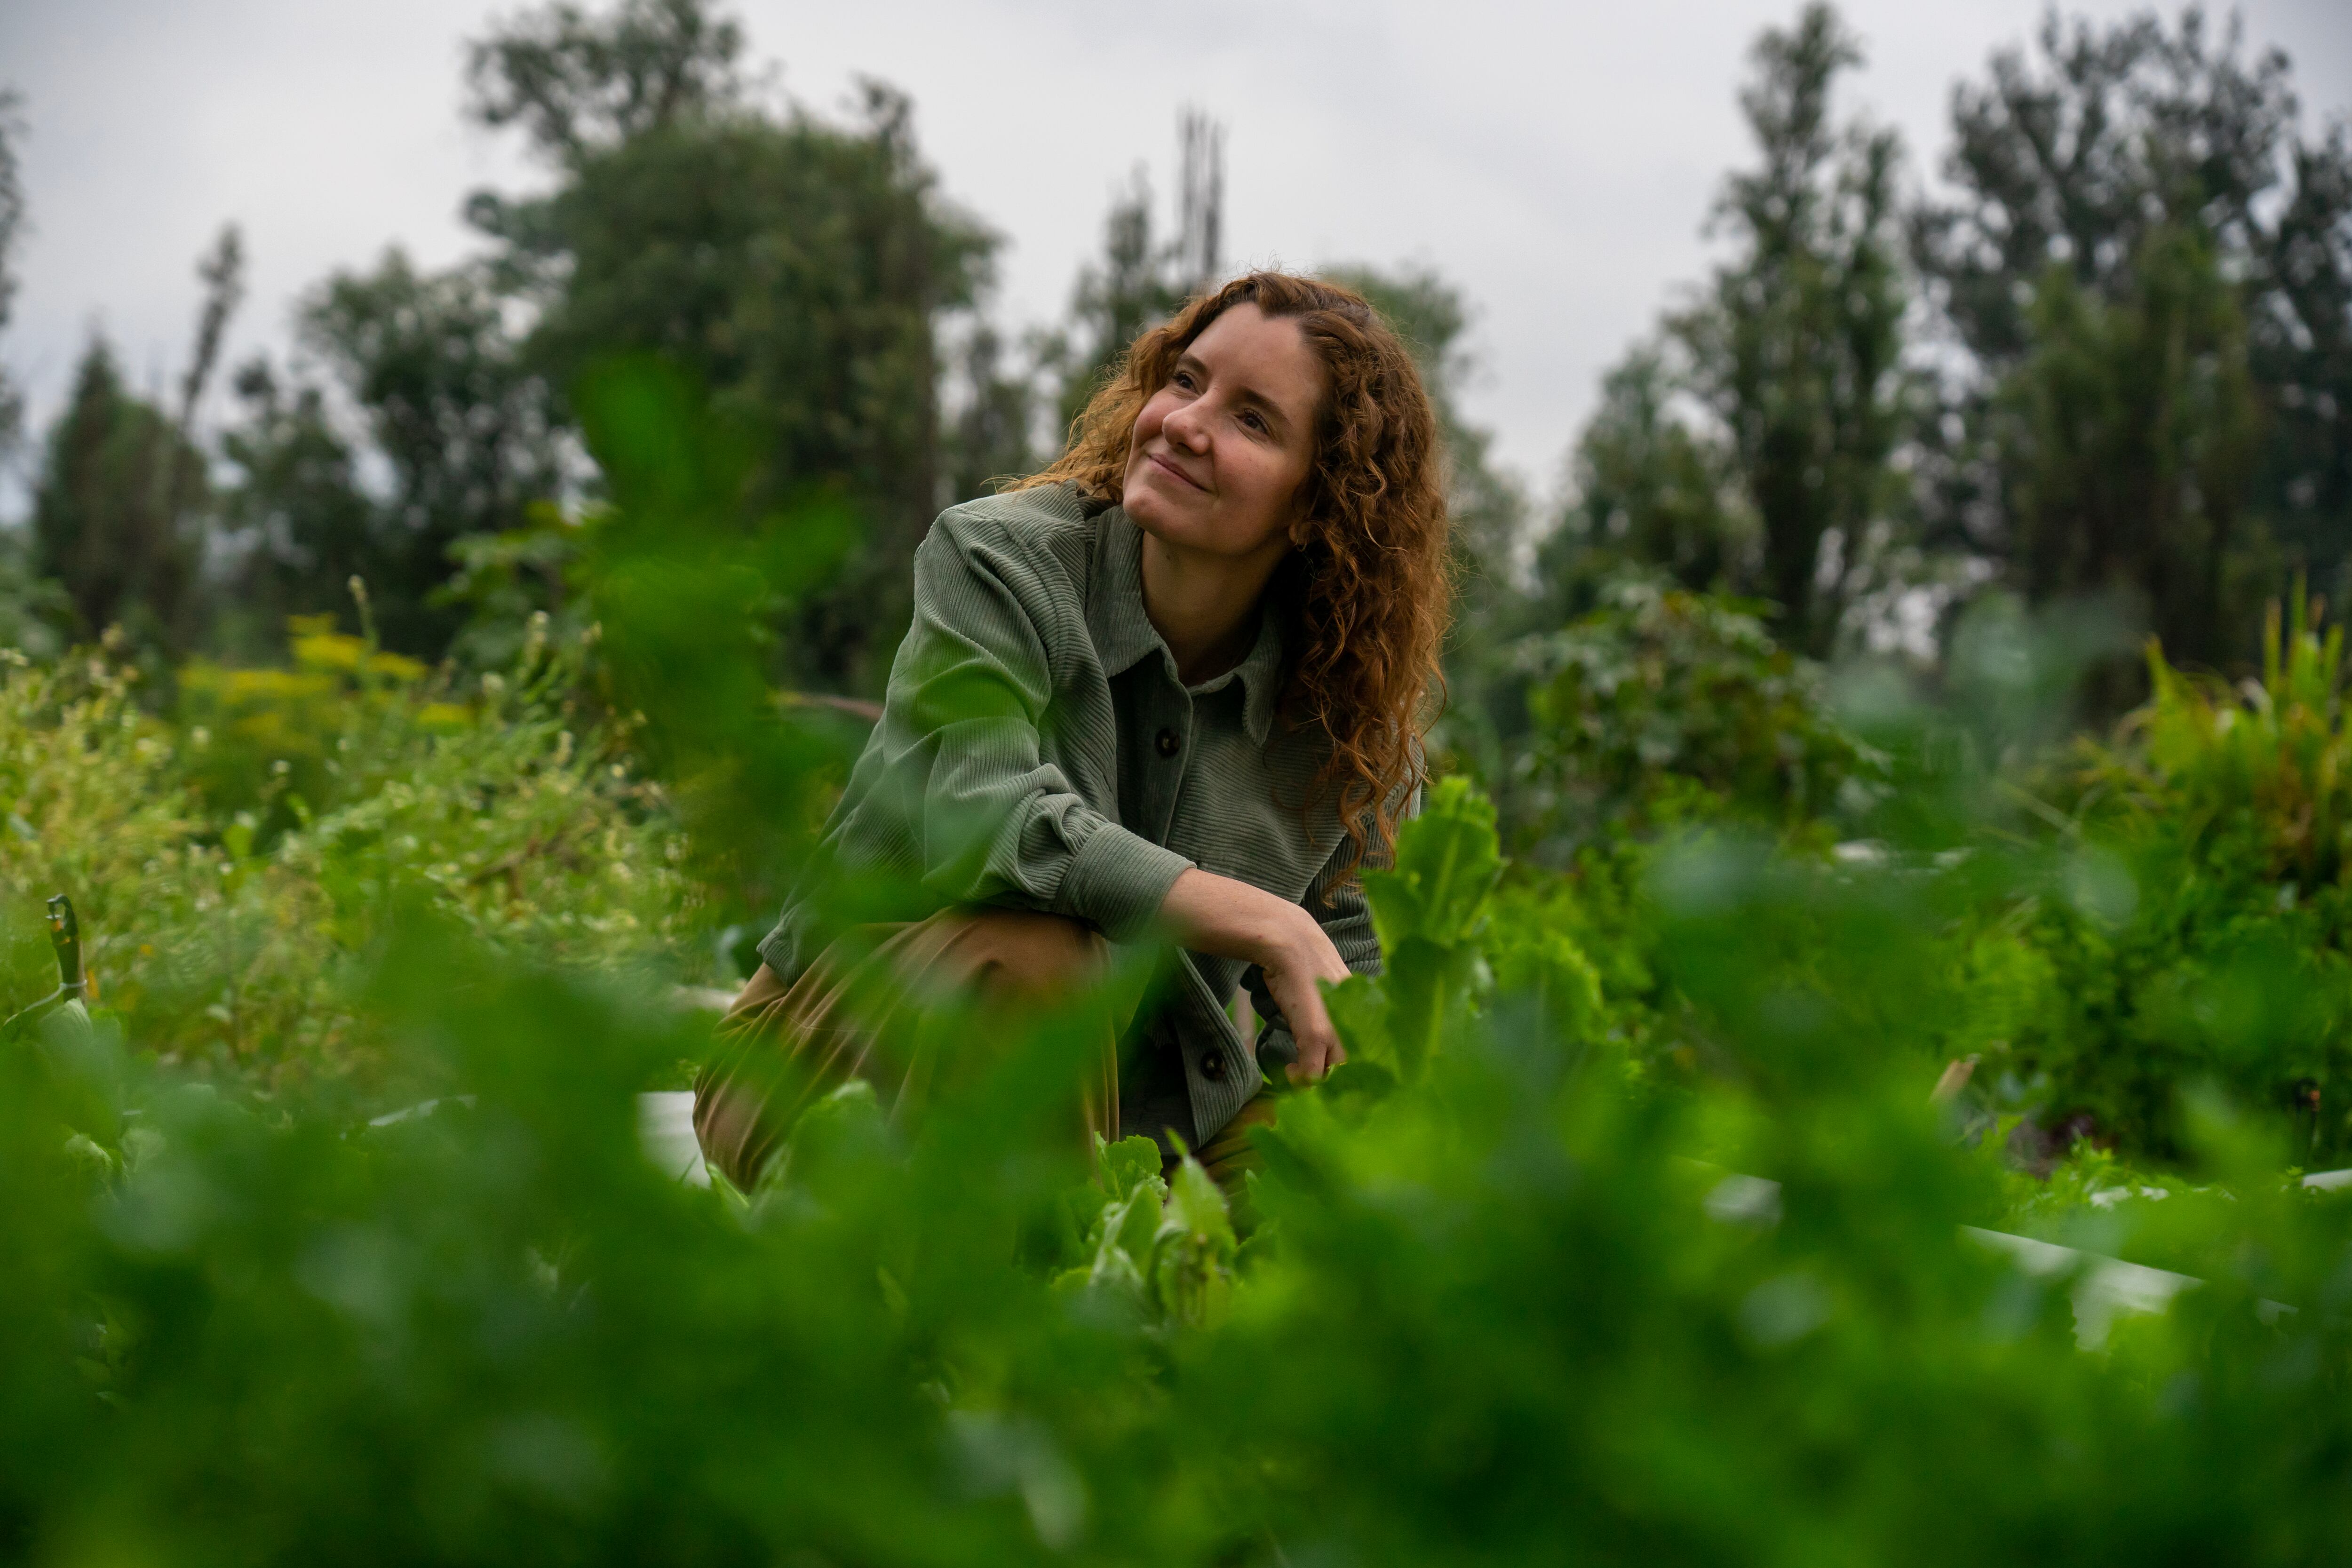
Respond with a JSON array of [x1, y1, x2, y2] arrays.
[[176, 609, 447, 835], [1994, 598, 2352, 1161], [0, 650, 206, 1026], [1504, 574, 1881, 860], [0, 621, 690, 1100]]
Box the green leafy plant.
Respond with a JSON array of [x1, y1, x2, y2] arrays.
[[1324, 775, 1504, 1088], [1052, 1135, 1239, 1332], [1506, 574, 1882, 860], [0, 612, 688, 1099], [1989, 596, 2352, 1160]]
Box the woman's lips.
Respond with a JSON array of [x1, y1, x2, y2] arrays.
[[1149, 451, 1207, 491]]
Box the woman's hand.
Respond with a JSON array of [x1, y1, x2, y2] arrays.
[[1256, 922, 1354, 1082], [1157, 868, 1352, 1083]]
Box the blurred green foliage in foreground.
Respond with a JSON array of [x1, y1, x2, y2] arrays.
[[11, 363, 2352, 1562], [13, 733, 2352, 1564]]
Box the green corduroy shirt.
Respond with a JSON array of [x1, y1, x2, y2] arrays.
[[757, 482, 1386, 1146]]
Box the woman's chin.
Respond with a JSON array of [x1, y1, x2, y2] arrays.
[[1122, 480, 1191, 535]]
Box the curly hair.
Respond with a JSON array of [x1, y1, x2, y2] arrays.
[[1014, 271, 1451, 867]]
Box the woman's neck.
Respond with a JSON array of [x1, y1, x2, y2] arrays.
[[1138, 530, 1286, 686]]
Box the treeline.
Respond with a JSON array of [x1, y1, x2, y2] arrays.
[[0, 0, 2346, 723], [1532, 6, 2351, 687], [0, 0, 1437, 694]]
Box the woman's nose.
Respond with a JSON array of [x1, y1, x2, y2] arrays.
[[1162, 401, 1208, 452]]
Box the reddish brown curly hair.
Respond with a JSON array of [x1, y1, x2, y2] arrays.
[[1015, 271, 1451, 865]]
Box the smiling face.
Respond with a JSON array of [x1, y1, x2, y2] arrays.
[[1120, 302, 1325, 568]]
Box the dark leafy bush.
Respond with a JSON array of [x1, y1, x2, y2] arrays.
[[1505, 574, 1882, 860]]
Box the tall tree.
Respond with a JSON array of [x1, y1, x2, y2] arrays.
[[1537, 344, 1753, 621], [466, 0, 993, 693], [464, 0, 745, 161], [1915, 7, 2352, 669], [211, 358, 381, 656], [1324, 264, 1536, 788], [29, 228, 244, 653], [1996, 224, 2258, 700], [1173, 107, 1226, 300], [0, 88, 25, 459], [1676, 3, 1915, 657], [1537, 6, 1915, 660], [31, 340, 206, 649], [293, 249, 564, 655], [1917, 9, 2295, 364], [940, 320, 1036, 503], [2263, 125, 2352, 586], [0, 85, 65, 661]]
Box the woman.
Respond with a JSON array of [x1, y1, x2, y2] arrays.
[[694, 271, 1449, 1194]]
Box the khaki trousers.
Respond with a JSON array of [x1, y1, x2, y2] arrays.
[[692, 909, 1276, 1195]]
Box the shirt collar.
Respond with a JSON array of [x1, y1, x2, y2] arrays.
[[1086, 506, 1162, 680], [1089, 504, 1285, 747], [1194, 599, 1285, 746]]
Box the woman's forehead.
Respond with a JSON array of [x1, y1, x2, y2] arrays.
[[1186, 305, 1323, 417]]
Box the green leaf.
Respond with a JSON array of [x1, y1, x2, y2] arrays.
[[1324, 971, 1394, 1074], [1150, 1153, 1238, 1329], [1365, 775, 1503, 951], [1096, 1133, 1164, 1208], [1383, 937, 1484, 1082]]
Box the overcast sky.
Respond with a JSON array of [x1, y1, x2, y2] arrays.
[[3, 0, 2347, 513]]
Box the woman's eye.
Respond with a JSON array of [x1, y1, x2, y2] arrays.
[[1172, 371, 1198, 391]]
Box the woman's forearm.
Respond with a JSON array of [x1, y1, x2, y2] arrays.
[[1158, 867, 1353, 1080], [1156, 867, 1315, 970]]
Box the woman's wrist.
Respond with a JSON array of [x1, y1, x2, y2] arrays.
[[1254, 899, 1322, 975], [1160, 866, 1311, 972]]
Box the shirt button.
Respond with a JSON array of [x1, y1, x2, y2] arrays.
[[1200, 1048, 1226, 1082], [1155, 727, 1180, 759]]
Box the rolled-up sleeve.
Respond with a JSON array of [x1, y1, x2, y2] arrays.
[[883, 513, 1192, 942]]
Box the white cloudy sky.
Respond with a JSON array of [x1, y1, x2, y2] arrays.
[[3, 0, 2346, 511]]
